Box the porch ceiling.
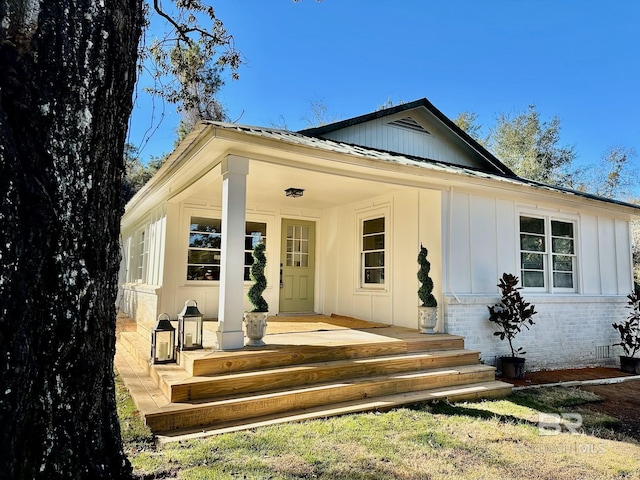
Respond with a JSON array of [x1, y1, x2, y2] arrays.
[[187, 160, 406, 209]]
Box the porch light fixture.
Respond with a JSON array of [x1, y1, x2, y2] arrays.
[[177, 299, 204, 351], [284, 187, 304, 198], [150, 313, 176, 364]]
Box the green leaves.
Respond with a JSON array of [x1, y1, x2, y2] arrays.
[[417, 245, 437, 308], [487, 273, 537, 357], [612, 291, 640, 357], [248, 242, 269, 312]]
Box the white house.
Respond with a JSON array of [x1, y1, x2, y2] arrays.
[[120, 98, 640, 370]]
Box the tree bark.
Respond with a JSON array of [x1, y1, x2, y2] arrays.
[[0, 1, 142, 478]]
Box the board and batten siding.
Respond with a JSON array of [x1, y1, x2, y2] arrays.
[[320, 188, 442, 330], [318, 112, 486, 170], [442, 189, 634, 296]]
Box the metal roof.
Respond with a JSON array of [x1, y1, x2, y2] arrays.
[[204, 120, 640, 213]]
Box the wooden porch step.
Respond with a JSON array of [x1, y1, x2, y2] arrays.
[[145, 364, 496, 432], [185, 330, 465, 377], [168, 349, 480, 402], [157, 380, 513, 441]]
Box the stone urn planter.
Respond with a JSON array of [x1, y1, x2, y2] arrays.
[[244, 311, 269, 347], [418, 306, 438, 334]]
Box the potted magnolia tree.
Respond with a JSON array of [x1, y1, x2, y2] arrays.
[[244, 242, 269, 346], [488, 273, 537, 379], [612, 289, 640, 374], [417, 245, 438, 333]]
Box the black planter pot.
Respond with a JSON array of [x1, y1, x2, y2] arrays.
[[500, 356, 526, 379], [619, 356, 640, 374]]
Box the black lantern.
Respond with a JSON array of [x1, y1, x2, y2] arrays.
[[151, 313, 176, 364], [284, 187, 304, 198], [178, 299, 203, 350]]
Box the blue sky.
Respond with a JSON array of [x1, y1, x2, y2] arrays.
[[129, 0, 640, 176]]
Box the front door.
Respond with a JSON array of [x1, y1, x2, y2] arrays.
[[279, 219, 315, 313]]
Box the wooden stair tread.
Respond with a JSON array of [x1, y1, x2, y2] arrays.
[[156, 380, 513, 442], [143, 364, 497, 431], [168, 349, 480, 401]]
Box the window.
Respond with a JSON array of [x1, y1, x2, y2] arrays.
[[187, 217, 266, 281], [285, 224, 309, 268], [128, 228, 147, 283], [520, 215, 576, 291], [361, 217, 385, 286]]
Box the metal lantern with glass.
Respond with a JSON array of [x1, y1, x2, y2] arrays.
[[150, 313, 176, 364], [177, 299, 203, 350]]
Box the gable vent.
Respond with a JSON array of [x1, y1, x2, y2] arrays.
[[388, 116, 430, 134]]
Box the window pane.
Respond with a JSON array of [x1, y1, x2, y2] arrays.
[[301, 240, 309, 254], [187, 266, 220, 281], [363, 217, 385, 235], [245, 234, 266, 250], [364, 268, 384, 284], [553, 255, 573, 272], [364, 252, 384, 268], [520, 216, 544, 234], [299, 254, 308, 268], [188, 250, 221, 264], [522, 271, 545, 288], [189, 232, 221, 249], [286, 253, 294, 267], [363, 234, 385, 251], [301, 226, 309, 240], [521, 253, 544, 270], [246, 222, 266, 236], [244, 251, 254, 266], [552, 237, 574, 254], [190, 218, 221, 233], [551, 221, 573, 237], [520, 234, 545, 252], [553, 272, 574, 288]]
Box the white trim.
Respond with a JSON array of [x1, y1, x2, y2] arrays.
[[517, 208, 580, 294], [355, 204, 391, 292]]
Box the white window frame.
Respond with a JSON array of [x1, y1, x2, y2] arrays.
[[357, 207, 390, 291], [518, 212, 578, 293], [127, 226, 148, 283], [186, 214, 267, 283]]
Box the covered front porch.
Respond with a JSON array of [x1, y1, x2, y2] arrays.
[[116, 314, 512, 440], [122, 140, 448, 349]]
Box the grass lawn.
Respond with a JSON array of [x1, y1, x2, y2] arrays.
[[116, 375, 640, 479]]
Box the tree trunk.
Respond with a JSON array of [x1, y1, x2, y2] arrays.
[[0, 1, 142, 478]]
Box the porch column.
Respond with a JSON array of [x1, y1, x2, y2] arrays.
[[216, 155, 249, 350]]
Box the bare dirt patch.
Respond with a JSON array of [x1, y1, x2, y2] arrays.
[[580, 380, 640, 440]]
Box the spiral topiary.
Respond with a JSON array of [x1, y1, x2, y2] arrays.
[[417, 245, 437, 307], [248, 242, 269, 312]]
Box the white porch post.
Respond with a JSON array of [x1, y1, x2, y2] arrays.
[[216, 155, 249, 350]]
